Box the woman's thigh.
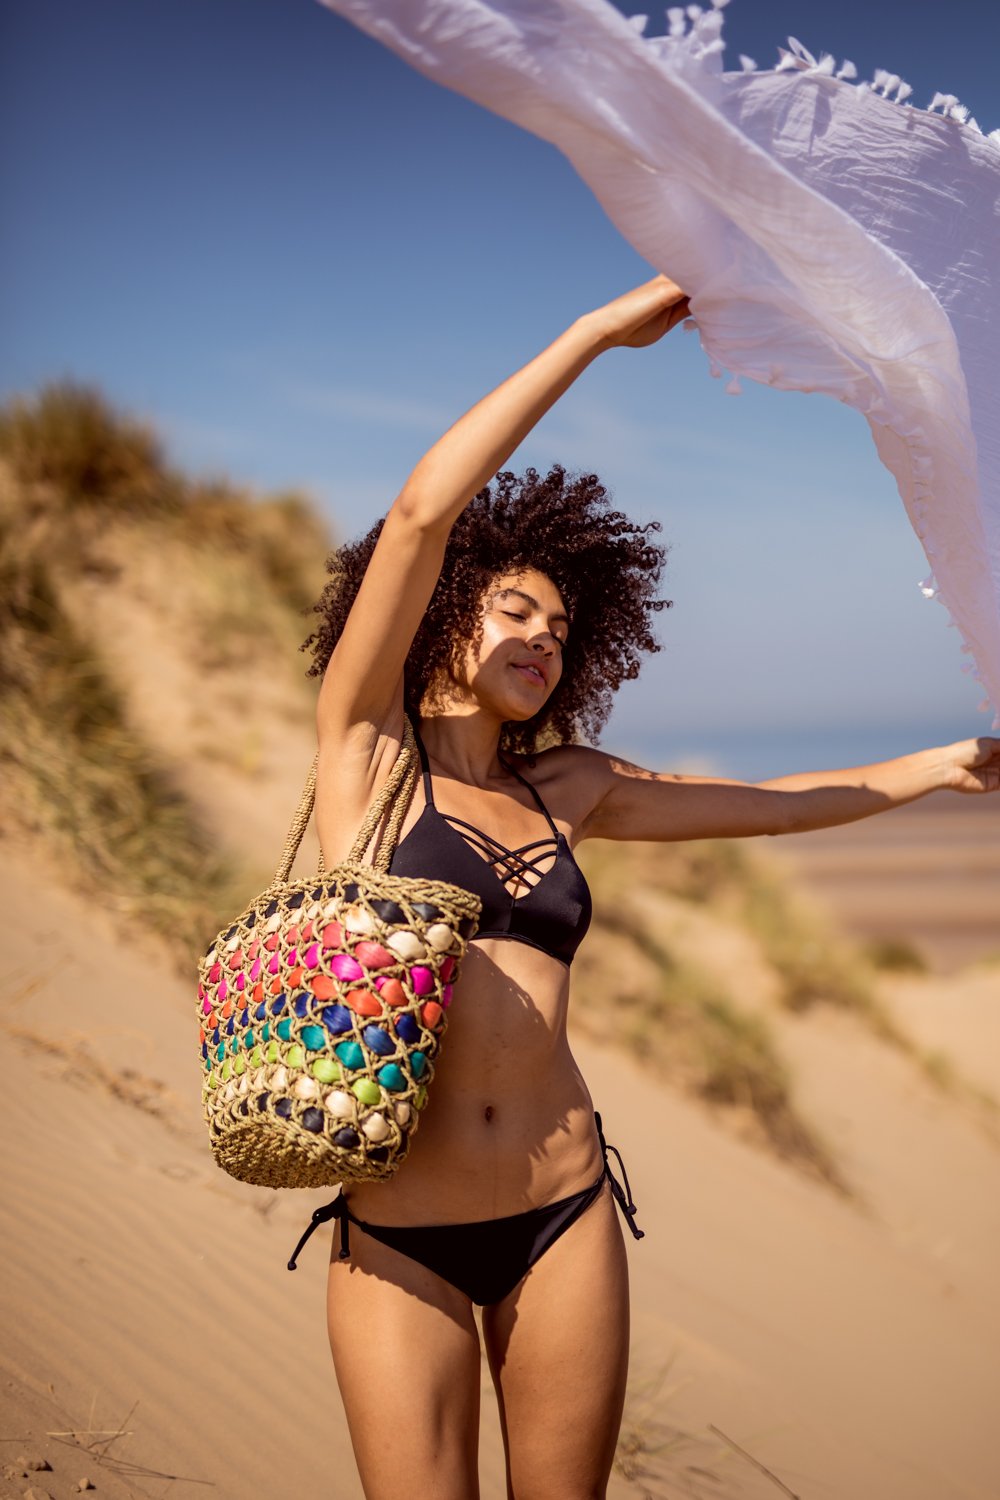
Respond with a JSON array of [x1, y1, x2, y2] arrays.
[[326, 1218, 483, 1500], [481, 1182, 630, 1500]]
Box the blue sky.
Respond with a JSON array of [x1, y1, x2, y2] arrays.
[[4, 0, 998, 775]]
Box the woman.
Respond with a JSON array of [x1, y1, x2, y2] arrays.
[[303, 275, 1000, 1500]]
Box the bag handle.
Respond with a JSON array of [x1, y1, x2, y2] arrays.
[[271, 717, 419, 886]]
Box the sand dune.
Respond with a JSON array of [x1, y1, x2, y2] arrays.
[[763, 794, 1000, 972], [880, 965, 1000, 1100], [5, 402, 998, 1497], [3, 835, 999, 1500]]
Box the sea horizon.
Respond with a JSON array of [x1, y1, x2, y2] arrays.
[[603, 717, 995, 783]]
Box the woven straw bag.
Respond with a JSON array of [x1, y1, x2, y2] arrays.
[[196, 718, 481, 1189]]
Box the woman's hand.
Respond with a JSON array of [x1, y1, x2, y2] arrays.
[[587, 274, 691, 351], [942, 735, 1000, 793]]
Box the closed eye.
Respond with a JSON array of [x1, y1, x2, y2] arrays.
[[502, 610, 567, 648]]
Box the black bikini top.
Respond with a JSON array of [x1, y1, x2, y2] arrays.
[[388, 726, 593, 967]]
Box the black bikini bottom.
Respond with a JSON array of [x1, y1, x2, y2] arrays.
[[287, 1112, 643, 1306]]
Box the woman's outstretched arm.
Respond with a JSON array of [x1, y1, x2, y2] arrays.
[[317, 276, 689, 744], [572, 735, 1000, 844]]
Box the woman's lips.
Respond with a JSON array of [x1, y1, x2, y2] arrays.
[[512, 662, 546, 687]]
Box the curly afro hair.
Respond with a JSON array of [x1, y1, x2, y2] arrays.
[[301, 465, 670, 754]]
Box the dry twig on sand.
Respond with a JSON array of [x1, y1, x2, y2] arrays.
[[708, 1424, 801, 1499]]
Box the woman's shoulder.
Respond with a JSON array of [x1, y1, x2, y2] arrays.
[[507, 740, 614, 818]]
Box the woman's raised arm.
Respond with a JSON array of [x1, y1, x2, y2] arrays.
[[316, 276, 689, 746]]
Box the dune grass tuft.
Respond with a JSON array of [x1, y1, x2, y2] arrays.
[[0, 380, 179, 515], [172, 478, 331, 618], [614, 1359, 787, 1497], [578, 832, 752, 910], [573, 901, 848, 1191], [0, 524, 241, 959], [863, 935, 929, 972], [583, 835, 893, 1029], [0, 382, 334, 965], [740, 868, 877, 1014]]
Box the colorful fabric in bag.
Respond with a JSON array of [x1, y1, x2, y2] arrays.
[[196, 718, 482, 1189]]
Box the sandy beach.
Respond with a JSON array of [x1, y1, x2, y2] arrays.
[[3, 463, 998, 1498], [2, 817, 998, 1500]]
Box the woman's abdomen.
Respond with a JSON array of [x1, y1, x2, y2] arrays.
[[345, 939, 602, 1223]]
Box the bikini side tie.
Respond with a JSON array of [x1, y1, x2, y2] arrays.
[[287, 1192, 350, 1271], [595, 1111, 644, 1241]]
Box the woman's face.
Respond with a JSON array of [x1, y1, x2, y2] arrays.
[[451, 568, 569, 721]]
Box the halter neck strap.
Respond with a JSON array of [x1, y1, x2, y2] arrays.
[[411, 720, 435, 804], [411, 721, 560, 838], [497, 750, 560, 838]]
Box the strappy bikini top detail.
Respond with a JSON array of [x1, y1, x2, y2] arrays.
[[388, 727, 592, 967]]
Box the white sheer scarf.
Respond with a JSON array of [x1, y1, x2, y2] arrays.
[[317, 0, 1000, 728]]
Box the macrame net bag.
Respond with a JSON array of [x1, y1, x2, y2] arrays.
[[196, 718, 481, 1189]]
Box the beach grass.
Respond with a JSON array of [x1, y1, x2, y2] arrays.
[[570, 875, 848, 1189], [0, 378, 180, 515], [863, 935, 929, 972], [0, 383, 330, 965], [614, 1357, 796, 1498], [0, 517, 240, 958]]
